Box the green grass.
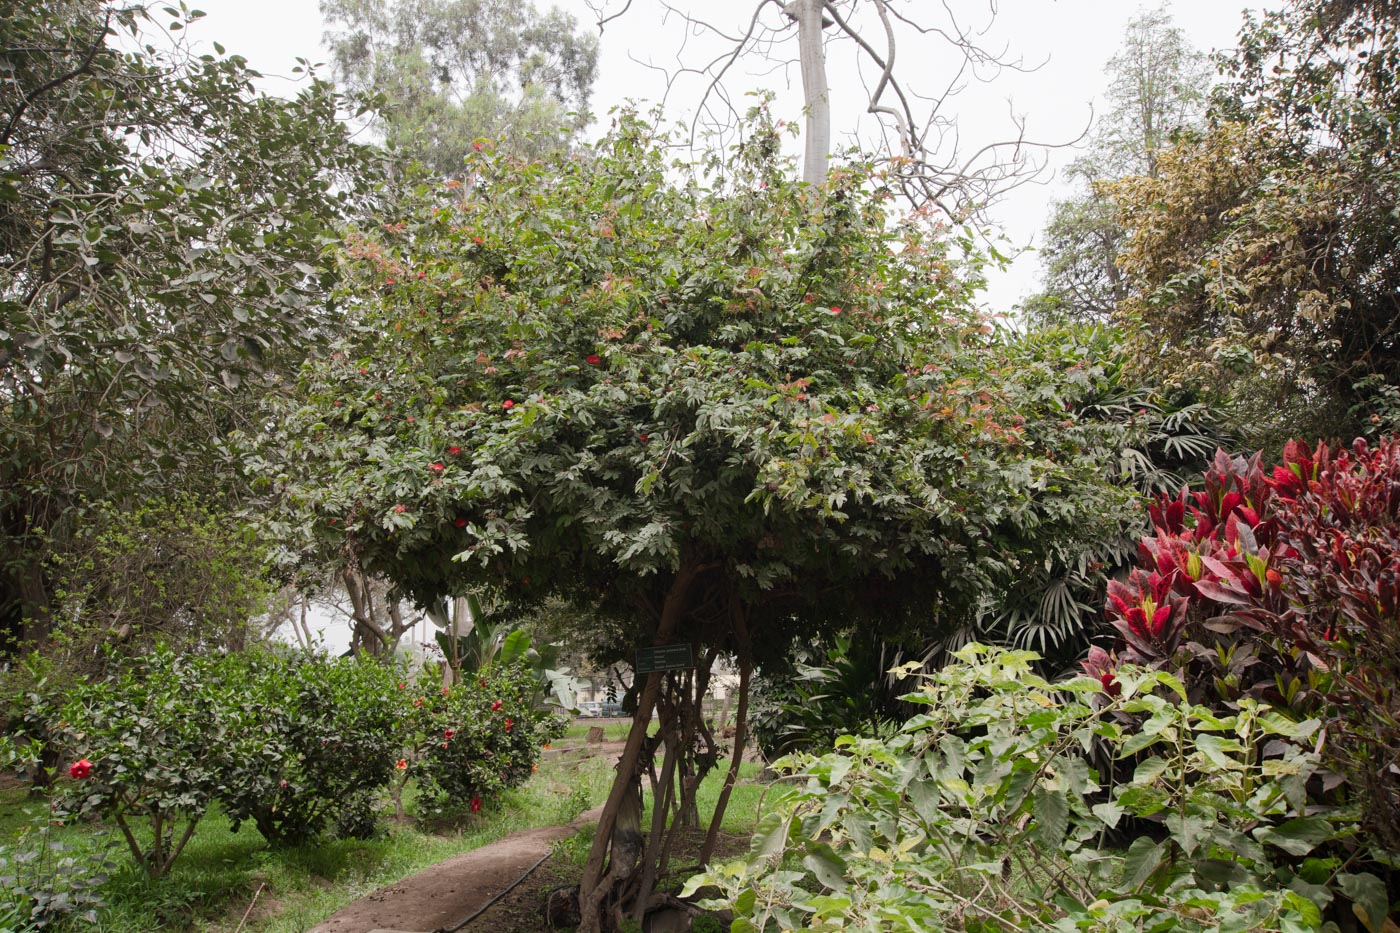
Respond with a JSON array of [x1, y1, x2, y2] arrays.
[[0, 740, 772, 932], [0, 756, 615, 933], [560, 720, 634, 742]]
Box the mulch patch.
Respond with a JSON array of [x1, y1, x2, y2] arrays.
[[466, 827, 750, 933]]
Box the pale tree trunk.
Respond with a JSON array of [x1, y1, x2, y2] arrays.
[[796, 0, 831, 186]]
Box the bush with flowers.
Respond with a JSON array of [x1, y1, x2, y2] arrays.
[[394, 659, 566, 821], [215, 649, 402, 846], [52, 647, 253, 879]]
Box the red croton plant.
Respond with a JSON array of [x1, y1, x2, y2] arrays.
[[1085, 437, 1400, 851]]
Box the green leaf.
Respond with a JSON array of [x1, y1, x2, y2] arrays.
[[1253, 816, 1334, 857], [801, 843, 848, 892], [1033, 787, 1069, 850], [498, 629, 531, 665], [1336, 872, 1389, 932], [748, 811, 792, 868], [1121, 837, 1163, 892]]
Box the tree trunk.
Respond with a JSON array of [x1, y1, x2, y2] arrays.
[[701, 603, 753, 866], [577, 561, 706, 933], [796, 0, 831, 186]]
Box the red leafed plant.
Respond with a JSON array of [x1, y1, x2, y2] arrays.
[[1091, 436, 1400, 852]]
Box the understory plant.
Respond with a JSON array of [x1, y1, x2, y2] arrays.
[[1097, 437, 1400, 856], [396, 658, 566, 821], [217, 650, 402, 845], [54, 648, 248, 879], [689, 644, 1379, 932]]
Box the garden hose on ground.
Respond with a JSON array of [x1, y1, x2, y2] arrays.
[[435, 850, 553, 932]]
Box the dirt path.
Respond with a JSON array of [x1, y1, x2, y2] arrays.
[[307, 803, 605, 933]]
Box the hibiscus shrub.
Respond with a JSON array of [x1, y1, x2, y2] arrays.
[[1092, 436, 1400, 857], [55, 648, 252, 879], [217, 650, 402, 846], [399, 660, 565, 821]]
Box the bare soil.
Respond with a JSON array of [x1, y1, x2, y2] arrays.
[[306, 804, 607, 933]]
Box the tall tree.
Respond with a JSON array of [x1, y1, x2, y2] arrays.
[[587, 0, 1070, 217], [1025, 6, 1210, 326], [256, 112, 1130, 930], [0, 0, 377, 651], [1109, 0, 1400, 445], [321, 0, 599, 172]]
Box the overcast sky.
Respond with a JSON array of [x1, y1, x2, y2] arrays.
[[186, 0, 1273, 315]]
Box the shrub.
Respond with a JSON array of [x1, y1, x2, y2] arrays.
[[55, 648, 247, 879], [216, 651, 402, 845], [398, 660, 566, 821], [1099, 437, 1400, 854], [689, 645, 1379, 931]]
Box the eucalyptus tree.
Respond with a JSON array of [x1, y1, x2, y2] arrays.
[[0, 0, 379, 651], [1026, 5, 1211, 327], [256, 109, 1131, 930], [321, 0, 599, 171]]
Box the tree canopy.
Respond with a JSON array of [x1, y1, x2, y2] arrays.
[[1109, 0, 1400, 444], [0, 0, 378, 650], [255, 109, 1132, 928], [321, 0, 599, 171]]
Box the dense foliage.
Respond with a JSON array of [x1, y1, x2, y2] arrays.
[[0, 0, 378, 651], [1110, 1, 1400, 444], [14, 648, 559, 878], [321, 0, 598, 169], [1099, 437, 1400, 857], [692, 645, 1372, 932]]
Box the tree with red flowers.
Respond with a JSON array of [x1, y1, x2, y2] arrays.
[[255, 110, 1130, 931]]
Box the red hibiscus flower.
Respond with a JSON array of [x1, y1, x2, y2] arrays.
[[586, 354, 602, 365], [448, 445, 462, 455], [491, 700, 502, 711], [470, 797, 482, 812], [395, 758, 408, 770], [68, 759, 92, 780], [502, 399, 515, 409], [444, 729, 455, 739], [504, 718, 514, 732], [394, 504, 407, 514], [429, 462, 444, 474], [829, 306, 842, 314], [454, 517, 467, 529]]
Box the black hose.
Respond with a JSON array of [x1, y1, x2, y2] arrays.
[[435, 849, 553, 932]]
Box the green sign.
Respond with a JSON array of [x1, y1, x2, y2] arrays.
[[636, 643, 693, 674]]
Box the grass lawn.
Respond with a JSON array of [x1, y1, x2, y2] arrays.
[[0, 755, 615, 932], [0, 737, 771, 932]]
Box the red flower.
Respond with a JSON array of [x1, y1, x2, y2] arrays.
[[441, 685, 450, 696], [385, 278, 396, 286], [396, 758, 408, 770], [472, 141, 484, 151], [479, 678, 487, 687], [470, 796, 482, 812], [829, 306, 842, 314], [586, 354, 602, 365], [413, 697, 424, 707], [333, 400, 342, 407], [448, 445, 462, 455], [397, 682, 406, 690], [68, 759, 92, 780], [491, 700, 502, 711], [429, 462, 444, 474], [444, 729, 455, 739], [502, 399, 515, 409], [1099, 672, 1122, 698], [394, 504, 407, 514], [504, 718, 514, 732], [454, 517, 468, 529], [640, 434, 649, 442]]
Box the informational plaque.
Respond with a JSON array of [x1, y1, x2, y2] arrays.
[[635, 643, 693, 674]]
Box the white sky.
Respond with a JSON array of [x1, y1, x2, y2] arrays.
[[187, 0, 1270, 310]]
